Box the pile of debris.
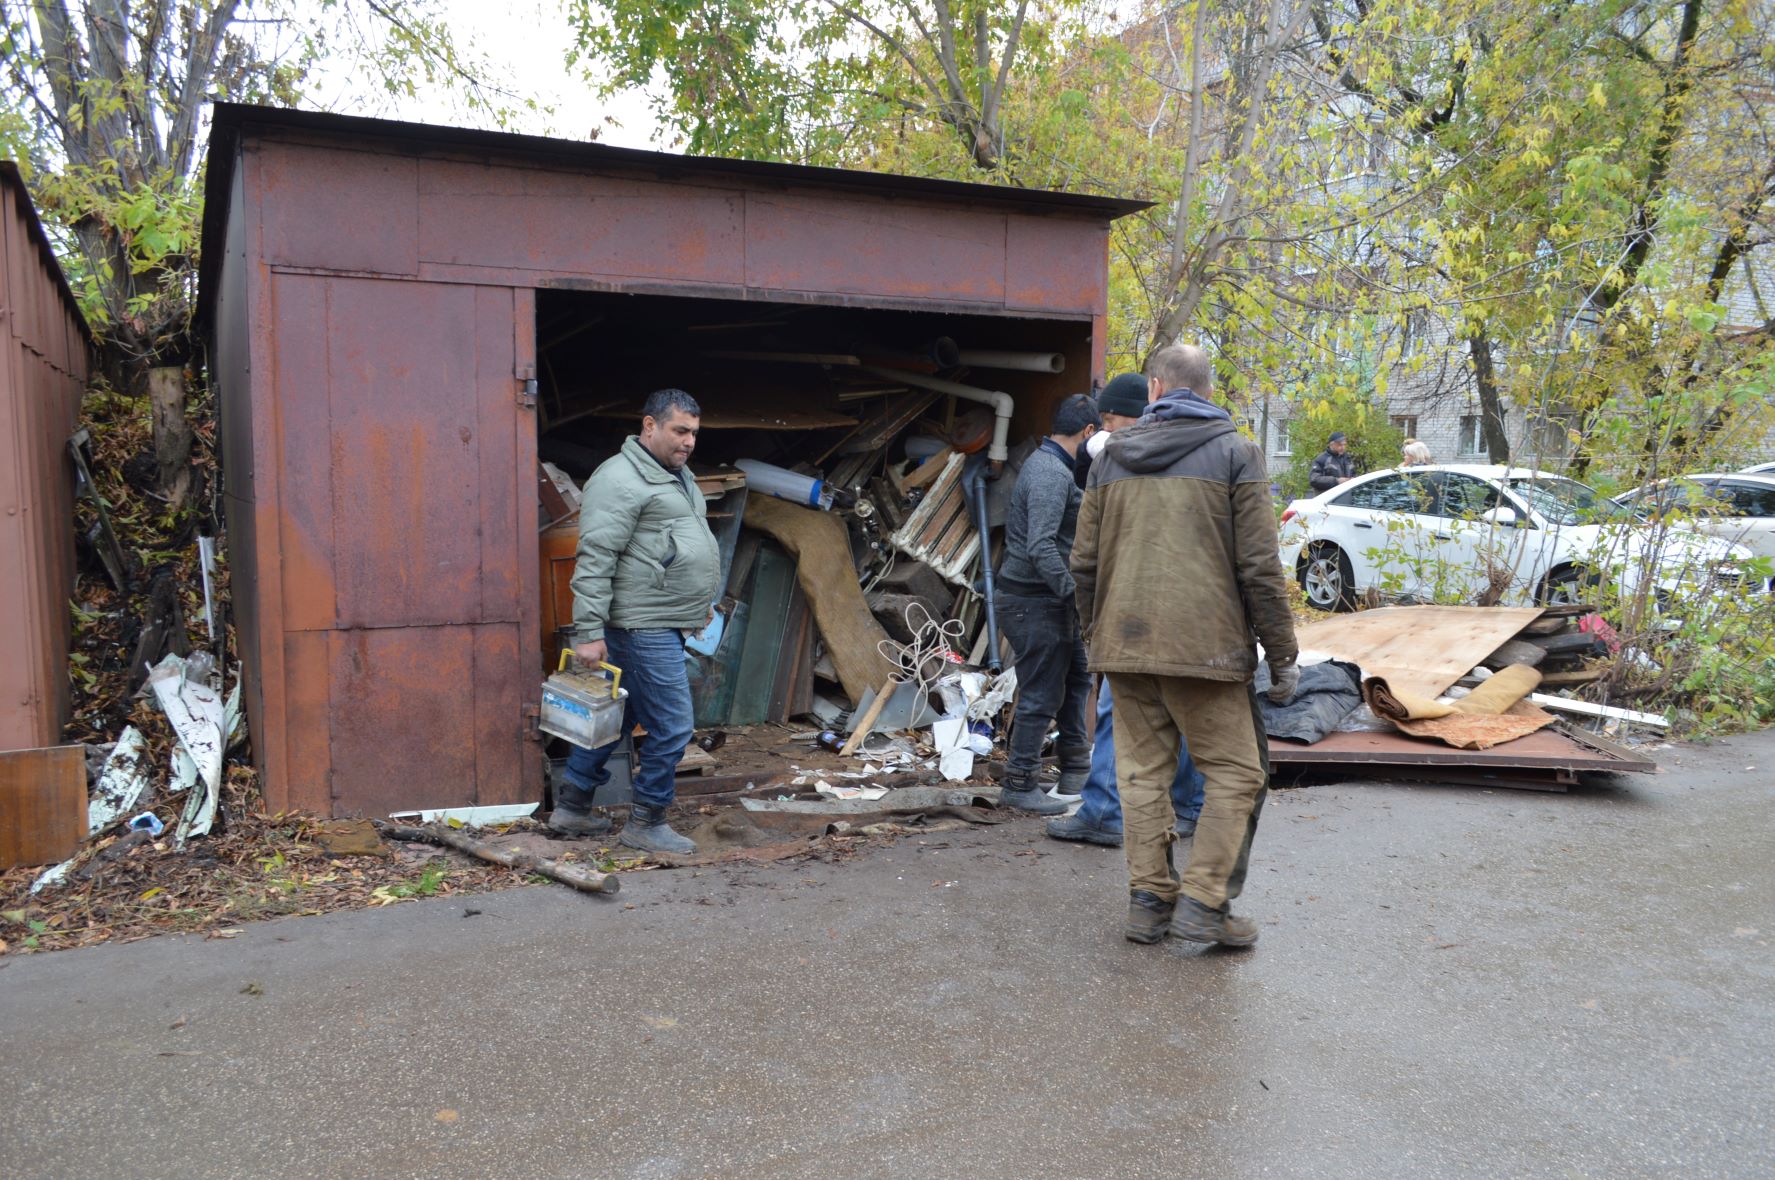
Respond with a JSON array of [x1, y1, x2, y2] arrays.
[[534, 340, 1073, 805], [1261, 605, 1663, 790]]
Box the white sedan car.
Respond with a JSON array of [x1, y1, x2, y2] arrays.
[[1741, 461, 1775, 476], [1277, 464, 1754, 611], [1614, 474, 1775, 560]]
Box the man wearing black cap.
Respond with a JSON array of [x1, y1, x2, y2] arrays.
[[1309, 432, 1358, 493]]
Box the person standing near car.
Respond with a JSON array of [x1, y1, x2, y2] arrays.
[[995, 393, 1102, 814], [1400, 438, 1433, 467], [1072, 343, 1300, 947], [1048, 373, 1206, 849], [1309, 431, 1359, 491], [554, 388, 720, 855]]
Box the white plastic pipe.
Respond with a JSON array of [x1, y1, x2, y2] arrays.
[[736, 458, 834, 510], [956, 348, 1066, 374], [859, 366, 1016, 463]]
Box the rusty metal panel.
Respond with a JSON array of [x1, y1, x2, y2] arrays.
[[324, 277, 490, 628], [326, 625, 481, 816], [417, 159, 746, 284], [742, 192, 1006, 305], [256, 142, 418, 276], [281, 630, 332, 815], [0, 167, 89, 752], [269, 272, 336, 630], [1006, 217, 1107, 316], [470, 623, 526, 805]]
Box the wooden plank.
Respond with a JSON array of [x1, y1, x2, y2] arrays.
[[1266, 725, 1652, 774], [1294, 606, 1545, 701], [839, 678, 900, 756], [0, 745, 86, 869]]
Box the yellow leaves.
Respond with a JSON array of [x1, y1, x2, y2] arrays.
[[1588, 82, 1608, 110]]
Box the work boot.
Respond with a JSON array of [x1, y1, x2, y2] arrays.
[[1045, 811, 1122, 847], [619, 804, 697, 856], [1054, 745, 1092, 797], [1169, 896, 1259, 947], [547, 805, 612, 837], [548, 782, 612, 837], [1124, 889, 1176, 944], [998, 773, 1069, 816]]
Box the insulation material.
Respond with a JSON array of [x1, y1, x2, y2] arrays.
[[742, 495, 899, 706], [1365, 663, 1550, 750]]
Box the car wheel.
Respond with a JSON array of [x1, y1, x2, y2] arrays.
[[1536, 565, 1599, 607], [1299, 543, 1356, 611]]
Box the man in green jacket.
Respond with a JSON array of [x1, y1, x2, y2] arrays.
[[1071, 344, 1300, 948], [553, 389, 722, 855]]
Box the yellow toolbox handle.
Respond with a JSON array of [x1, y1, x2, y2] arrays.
[[557, 649, 623, 696]]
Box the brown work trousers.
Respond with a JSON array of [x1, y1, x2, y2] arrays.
[[1106, 672, 1269, 910]]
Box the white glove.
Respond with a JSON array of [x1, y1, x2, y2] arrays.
[[1266, 661, 1301, 706]]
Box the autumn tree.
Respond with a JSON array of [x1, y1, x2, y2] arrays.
[[0, 0, 514, 398]]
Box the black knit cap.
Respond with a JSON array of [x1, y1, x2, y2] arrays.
[[1097, 372, 1149, 418]]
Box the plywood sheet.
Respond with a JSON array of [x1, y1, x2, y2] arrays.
[[1294, 606, 1544, 701], [1267, 725, 1654, 773], [0, 744, 85, 869]]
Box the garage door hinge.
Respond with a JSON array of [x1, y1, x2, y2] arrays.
[[523, 704, 542, 741], [518, 377, 538, 409]]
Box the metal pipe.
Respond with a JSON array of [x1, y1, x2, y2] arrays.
[[956, 348, 1066, 374], [964, 461, 1003, 673], [858, 366, 1015, 464]]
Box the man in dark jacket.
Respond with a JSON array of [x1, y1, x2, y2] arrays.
[[1072, 345, 1300, 947], [1308, 432, 1358, 492], [995, 393, 1101, 814]]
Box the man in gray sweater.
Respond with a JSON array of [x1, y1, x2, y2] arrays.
[[995, 393, 1102, 813]]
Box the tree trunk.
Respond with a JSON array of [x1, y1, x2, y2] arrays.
[[1467, 328, 1511, 463], [147, 366, 195, 510]]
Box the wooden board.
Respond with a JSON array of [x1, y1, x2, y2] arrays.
[[0, 745, 87, 869], [1294, 606, 1545, 701]]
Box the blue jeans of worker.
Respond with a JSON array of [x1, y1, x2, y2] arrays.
[[561, 628, 694, 812], [1074, 678, 1204, 832]]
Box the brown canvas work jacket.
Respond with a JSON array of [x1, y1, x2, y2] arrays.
[[1071, 393, 1299, 681]]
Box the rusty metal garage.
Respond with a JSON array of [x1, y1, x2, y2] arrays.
[[197, 104, 1145, 818], [1, 163, 91, 754]]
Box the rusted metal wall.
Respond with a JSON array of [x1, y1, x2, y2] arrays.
[[0, 164, 90, 752], [202, 106, 1138, 817]]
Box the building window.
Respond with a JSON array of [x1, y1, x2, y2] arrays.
[[1271, 416, 1292, 456], [1390, 415, 1419, 437], [1458, 414, 1486, 456]]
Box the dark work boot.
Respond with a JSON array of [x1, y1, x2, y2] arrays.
[[998, 772, 1069, 816], [548, 782, 612, 837], [1169, 896, 1259, 947], [619, 804, 697, 856], [1124, 890, 1176, 944], [1054, 745, 1092, 797], [1045, 812, 1122, 847]]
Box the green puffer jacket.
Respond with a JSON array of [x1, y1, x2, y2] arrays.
[[571, 436, 721, 640]]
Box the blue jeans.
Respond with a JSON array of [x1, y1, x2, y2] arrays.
[[1075, 678, 1204, 832], [561, 628, 694, 812]]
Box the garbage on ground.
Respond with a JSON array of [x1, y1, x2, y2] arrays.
[[1275, 605, 1663, 788]]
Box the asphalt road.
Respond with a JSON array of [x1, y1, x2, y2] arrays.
[[3, 731, 1772, 1179]]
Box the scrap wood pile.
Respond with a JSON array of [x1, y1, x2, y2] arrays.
[[1257, 605, 1664, 788]]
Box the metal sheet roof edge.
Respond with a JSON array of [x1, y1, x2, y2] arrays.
[[195, 103, 1153, 330]]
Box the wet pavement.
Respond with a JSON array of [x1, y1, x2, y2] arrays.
[[2, 730, 1772, 1178]]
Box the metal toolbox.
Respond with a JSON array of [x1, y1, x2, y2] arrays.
[[538, 653, 628, 749]]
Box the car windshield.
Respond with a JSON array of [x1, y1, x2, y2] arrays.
[[1507, 476, 1628, 525]]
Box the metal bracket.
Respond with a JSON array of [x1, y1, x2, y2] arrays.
[[519, 377, 538, 409]]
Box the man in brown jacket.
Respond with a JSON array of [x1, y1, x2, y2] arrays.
[[1071, 344, 1300, 947]]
